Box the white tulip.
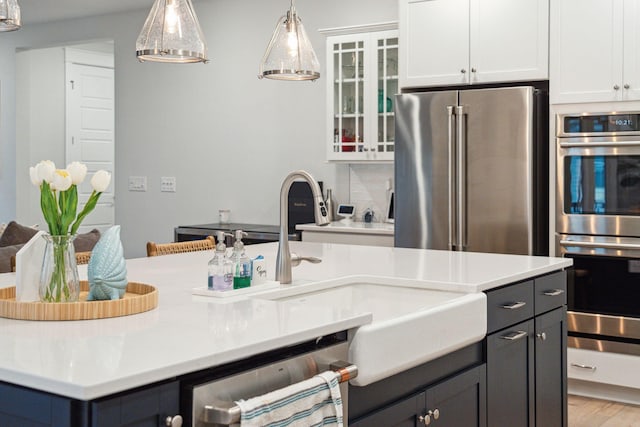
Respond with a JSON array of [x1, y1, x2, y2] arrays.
[[66, 162, 87, 185], [50, 169, 73, 192], [35, 160, 56, 184], [29, 166, 41, 186], [91, 170, 111, 192]]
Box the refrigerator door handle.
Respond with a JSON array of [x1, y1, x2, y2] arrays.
[[456, 105, 466, 251], [447, 106, 456, 251]]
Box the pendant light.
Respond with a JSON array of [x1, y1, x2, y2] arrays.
[[259, 0, 320, 81], [136, 0, 207, 63], [0, 0, 21, 32]]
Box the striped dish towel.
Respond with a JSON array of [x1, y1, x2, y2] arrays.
[[235, 370, 344, 427]]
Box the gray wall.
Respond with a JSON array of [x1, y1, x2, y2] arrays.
[[0, 0, 398, 258], [16, 46, 66, 227]]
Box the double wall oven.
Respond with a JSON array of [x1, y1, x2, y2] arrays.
[[556, 112, 640, 355]]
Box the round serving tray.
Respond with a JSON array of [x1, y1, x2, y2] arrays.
[[0, 281, 158, 321]]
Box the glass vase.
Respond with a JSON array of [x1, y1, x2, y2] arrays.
[[39, 234, 80, 303]]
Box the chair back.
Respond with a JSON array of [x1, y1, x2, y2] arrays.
[[146, 236, 215, 257]]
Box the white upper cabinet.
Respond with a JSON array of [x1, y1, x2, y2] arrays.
[[400, 0, 470, 87], [399, 0, 549, 89], [551, 0, 640, 103], [325, 27, 398, 162]]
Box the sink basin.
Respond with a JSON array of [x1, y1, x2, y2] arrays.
[[255, 276, 487, 386]]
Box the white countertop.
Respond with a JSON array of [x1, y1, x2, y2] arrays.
[[0, 242, 571, 400], [296, 221, 394, 235]]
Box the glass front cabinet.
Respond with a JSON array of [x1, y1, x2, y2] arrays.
[[325, 26, 399, 162]]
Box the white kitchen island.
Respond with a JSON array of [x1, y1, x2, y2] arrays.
[[0, 241, 571, 426]]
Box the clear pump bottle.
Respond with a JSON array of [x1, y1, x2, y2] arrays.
[[230, 230, 252, 289], [207, 231, 233, 291]]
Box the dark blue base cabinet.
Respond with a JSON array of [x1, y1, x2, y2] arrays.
[[0, 271, 567, 427], [0, 381, 178, 427], [486, 270, 568, 427], [349, 364, 487, 427], [349, 270, 568, 427]]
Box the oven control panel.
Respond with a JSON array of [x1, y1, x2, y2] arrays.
[[558, 111, 640, 136]]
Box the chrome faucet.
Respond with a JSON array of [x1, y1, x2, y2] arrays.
[[276, 170, 330, 284]]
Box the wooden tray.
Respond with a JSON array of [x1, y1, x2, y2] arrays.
[[0, 281, 158, 321]]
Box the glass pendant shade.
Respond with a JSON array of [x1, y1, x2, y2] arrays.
[[0, 0, 21, 32], [259, 2, 320, 81], [136, 0, 207, 63]]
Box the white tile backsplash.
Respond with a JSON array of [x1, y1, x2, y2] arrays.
[[347, 164, 393, 223]]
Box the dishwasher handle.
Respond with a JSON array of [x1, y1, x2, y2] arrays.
[[202, 361, 357, 426]]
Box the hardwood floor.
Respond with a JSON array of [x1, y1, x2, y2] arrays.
[[569, 394, 640, 426]]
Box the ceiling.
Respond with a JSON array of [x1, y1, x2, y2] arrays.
[[18, 0, 153, 24]]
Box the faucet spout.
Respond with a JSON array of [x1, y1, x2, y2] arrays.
[[276, 170, 330, 284]]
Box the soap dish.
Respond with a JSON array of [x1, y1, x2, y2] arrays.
[[192, 281, 280, 298]]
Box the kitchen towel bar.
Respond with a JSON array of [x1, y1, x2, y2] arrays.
[[202, 361, 357, 426]]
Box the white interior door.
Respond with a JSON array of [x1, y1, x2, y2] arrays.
[[65, 49, 115, 234]]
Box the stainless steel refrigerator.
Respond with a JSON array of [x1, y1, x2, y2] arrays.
[[394, 85, 548, 255]]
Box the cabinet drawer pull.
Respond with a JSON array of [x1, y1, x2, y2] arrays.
[[501, 301, 526, 310], [571, 363, 596, 371], [543, 289, 564, 297], [165, 415, 183, 427], [501, 330, 528, 341], [418, 409, 439, 425]]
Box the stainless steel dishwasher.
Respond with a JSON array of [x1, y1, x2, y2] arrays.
[[181, 334, 356, 427]]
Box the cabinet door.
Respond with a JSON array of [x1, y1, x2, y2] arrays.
[[349, 392, 423, 427], [550, 0, 623, 103], [399, 0, 469, 88], [470, 0, 548, 83], [372, 31, 398, 161], [0, 382, 86, 427], [326, 29, 397, 162], [91, 381, 179, 427], [487, 319, 534, 427], [425, 365, 487, 427], [622, 0, 640, 100], [535, 307, 567, 427], [327, 34, 368, 160]]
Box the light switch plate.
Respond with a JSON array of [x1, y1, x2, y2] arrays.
[[161, 176, 176, 192], [128, 176, 147, 192]]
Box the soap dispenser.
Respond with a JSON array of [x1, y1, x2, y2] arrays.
[[230, 230, 252, 289], [325, 188, 335, 222], [208, 231, 233, 291]]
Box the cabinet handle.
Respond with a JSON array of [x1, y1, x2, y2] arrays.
[[625, 84, 630, 89], [614, 84, 620, 90], [501, 330, 528, 341], [543, 289, 564, 297], [471, 68, 477, 73], [165, 415, 183, 427], [460, 68, 467, 74], [501, 301, 526, 310], [571, 363, 596, 371], [536, 332, 547, 341], [418, 409, 440, 425]]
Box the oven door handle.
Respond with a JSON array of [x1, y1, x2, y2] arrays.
[[559, 140, 640, 148], [560, 239, 640, 251], [202, 361, 358, 426]]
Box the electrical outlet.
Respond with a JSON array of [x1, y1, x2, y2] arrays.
[[161, 176, 176, 192], [128, 176, 147, 192]]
